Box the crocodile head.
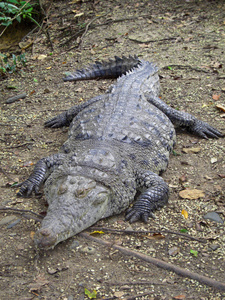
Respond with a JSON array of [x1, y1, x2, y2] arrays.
[[34, 173, 111, 249]]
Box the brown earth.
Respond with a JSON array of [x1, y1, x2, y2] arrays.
[[0, 0, 225, 299]]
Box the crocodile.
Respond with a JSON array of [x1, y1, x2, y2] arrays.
[[17, 56, 223, 249]]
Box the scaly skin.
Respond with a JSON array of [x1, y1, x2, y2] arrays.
[[17, 56, 223, 249]]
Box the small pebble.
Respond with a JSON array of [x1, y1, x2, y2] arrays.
[[79, 246, 96, 254], [209, 244, 220, 251], [70, 240, 80, 249], [7, 219, 21, 229], [168, 246, 180, 256]]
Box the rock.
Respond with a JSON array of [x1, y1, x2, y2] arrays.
[[168, 246, 180, 256], [209, 244, 220, 251], [79, 246, 96, 255], [203, 212, 224, 224], [70, 240, 80, 249], [7, 218, 21, 229], [0, 216, 17, 226]]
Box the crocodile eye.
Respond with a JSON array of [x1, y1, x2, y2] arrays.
[[75, 188, 89, 198]]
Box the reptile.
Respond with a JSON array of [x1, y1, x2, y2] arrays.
[[17, 56, 223, 249]]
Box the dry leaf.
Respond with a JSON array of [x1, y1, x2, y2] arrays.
[[28, 274, 49, 292], [181, 209, 188, 219], [90, 231, 105, 235], [182, 147, 201, 154], [74, 12, 84, 18], [216, 103, 225, 112], [30, 231, 36, 240], [179, 174, 187, 183], [212, 94, 221, 101], [179, 189, 205, 199], [37, 54, 47, 60], [146, 233, 165, 240], [173, 295, 186, 300]]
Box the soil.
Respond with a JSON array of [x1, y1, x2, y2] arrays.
[[0, 0, 225, 299]]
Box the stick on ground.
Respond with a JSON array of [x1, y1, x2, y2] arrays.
[[80, 232, 225, 292]]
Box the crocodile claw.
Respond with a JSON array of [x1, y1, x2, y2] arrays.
[[190, 120, 224, 139], [125, 207, 156, 223], [16, 180, 41, 197], [44, 112, 68, 128]]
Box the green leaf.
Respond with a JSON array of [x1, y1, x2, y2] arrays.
[[12, 54, 17, 65], [33, 78, 38, 82], [0, 3, 19, 10], [16, 15, 21, 22], [172, 150, 180, 156], [0, 67, 6, 73], [1, 20, 11, 26], [168, 66, 173, 70], [180, 228, 188, 233], [190, 249, 198, 257], [84, 288, 97, 299], [8, 0, 19, 4]]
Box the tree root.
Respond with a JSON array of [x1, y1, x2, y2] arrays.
[[80, 232, 225, 292]]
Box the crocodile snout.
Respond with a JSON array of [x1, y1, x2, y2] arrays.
[[34, 228, 57, 249]]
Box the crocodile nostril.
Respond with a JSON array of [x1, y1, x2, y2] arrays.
[[39, 228, 51, 236]]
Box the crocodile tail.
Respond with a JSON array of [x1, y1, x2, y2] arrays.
[[63, 55, 141, 82]]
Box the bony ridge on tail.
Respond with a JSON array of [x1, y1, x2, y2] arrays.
[[17, 56, 223, 249]]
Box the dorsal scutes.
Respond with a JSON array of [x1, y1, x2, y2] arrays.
[[63, 55, 141, 81]]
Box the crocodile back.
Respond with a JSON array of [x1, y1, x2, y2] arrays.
[[65, 61, 176, 174]]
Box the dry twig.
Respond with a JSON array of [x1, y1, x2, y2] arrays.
[[80, 232, 225, 292], [90, 226, 206, 243]]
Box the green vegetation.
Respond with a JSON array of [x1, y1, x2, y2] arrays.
[[0, 53, 26, 74], [0, 0, 40, 36]]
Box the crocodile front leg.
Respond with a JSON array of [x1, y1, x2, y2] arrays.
[[44, 94, 106, 128], [125, 171, 169, 223], [17, 153, 67, 196], [145, 93, 223, 139]]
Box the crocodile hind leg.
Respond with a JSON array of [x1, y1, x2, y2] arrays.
[[125, 171, 169, 223], [44, 94, 106, 128], [145, 93, 223, 139], [17, 153, 67, 197]]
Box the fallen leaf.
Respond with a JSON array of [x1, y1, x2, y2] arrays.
[[179, 174, 187, 183], [180, 228, 188, 233], [181, 209, 188, 219], [90, 231, 105, 235], [173, 294, 186, 299], [85, 288, 97, 299], [216, 103, 225, 112], [30, 231, 36, 240], [28, 274, 49, 292], [179, 189, 205, 200], [182, 147, 201, 154], [204, 175, 212, 180], [190, 249, 198, 257], [114, 291, 125, 297], [74, 12, 84, 18], [146, 233, 165, 240], [212, 94, 221, 100], [37, 54, 47, 60]]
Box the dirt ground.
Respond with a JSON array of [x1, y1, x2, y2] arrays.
[[0, 0, 225, 299]]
